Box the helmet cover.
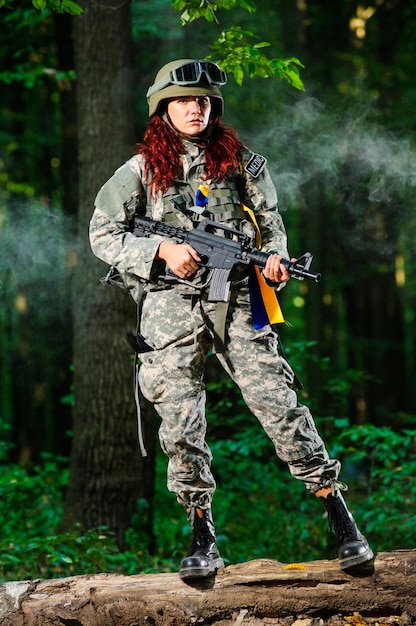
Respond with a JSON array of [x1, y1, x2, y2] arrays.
[[147, 59, 225, 118]]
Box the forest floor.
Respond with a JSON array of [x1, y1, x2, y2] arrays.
[[218, 611, 416, 626], [236, 614, 413, 626]]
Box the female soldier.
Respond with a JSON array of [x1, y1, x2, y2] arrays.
[[89, 59, 373, 580]]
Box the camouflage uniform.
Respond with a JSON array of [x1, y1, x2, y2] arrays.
[[90, 140, 341, 510]]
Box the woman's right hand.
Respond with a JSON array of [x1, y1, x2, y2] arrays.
[[156, 241, 201, 279]]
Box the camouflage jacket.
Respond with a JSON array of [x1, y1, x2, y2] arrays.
[[89, 140, 289, 301]]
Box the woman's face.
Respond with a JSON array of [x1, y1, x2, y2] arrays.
[[167, 96, 211, 135]]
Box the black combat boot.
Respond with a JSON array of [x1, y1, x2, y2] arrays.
[[321, 490, 374, 571], [179, 508, 224, 580]]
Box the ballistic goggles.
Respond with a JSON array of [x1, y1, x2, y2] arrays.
[[146, 61, 227, 100]]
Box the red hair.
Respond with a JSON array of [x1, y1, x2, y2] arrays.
[[137, 116, 246, 195]]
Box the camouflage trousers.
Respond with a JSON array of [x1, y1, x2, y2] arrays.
[[138, 287, 341, 509]]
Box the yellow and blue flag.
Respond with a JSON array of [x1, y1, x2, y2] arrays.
[[242, 204, 285, 329], [195, 184, 209, 207]]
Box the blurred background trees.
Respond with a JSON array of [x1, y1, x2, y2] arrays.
[[0, 0, 415, 581]]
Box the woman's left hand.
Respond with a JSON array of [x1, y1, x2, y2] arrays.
[[262, 254, 292, 284]]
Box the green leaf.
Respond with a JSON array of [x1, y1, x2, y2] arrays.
[[253, 41, 270, 49], [179, 8, 191, 24], [233, 64, 244, 85], [207, 24, 304, 88], [57, 0, 83, 15], [238, 0, 256, 12], [274, 57, 305, 90]]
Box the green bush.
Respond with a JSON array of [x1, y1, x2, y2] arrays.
[[0, 386, 415, 582], [151, 374, 416, 566], [0, 452, 173, 582], [329, 423, 416, 552]]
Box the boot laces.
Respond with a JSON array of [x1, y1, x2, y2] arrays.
[[188, 512, 215, 556], [327, 498, 358, 545]]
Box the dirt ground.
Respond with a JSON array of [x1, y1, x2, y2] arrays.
[[222, 613, 414, 626]]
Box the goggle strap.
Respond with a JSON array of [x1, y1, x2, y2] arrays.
[[146, 75, 172, 100], [147, 62, 226, 100]]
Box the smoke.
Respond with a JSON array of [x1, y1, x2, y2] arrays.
[[243, 96, 416, 259], [287, 98, 412, 198], [0, 200, 76, 458], [0, 200, 76, 319]]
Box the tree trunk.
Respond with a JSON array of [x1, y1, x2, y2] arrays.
[[0, 551, 414, 626], [64, 0, 155, 548]]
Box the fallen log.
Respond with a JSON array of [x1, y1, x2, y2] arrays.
[[0, 550, 415, 626]]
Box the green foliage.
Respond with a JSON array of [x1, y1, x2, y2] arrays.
[[329, 424, 416, 552], [209, 27, 304, 88], [0, 453, 68, 540], [171, 0, 304, 89], [152, 369, 416, 566], [1, 368, 415, 582], [172, 0, 257, 24], [0, 451, 166, 582], [34, 0, 82, 13], [0, 64, 75, 88], [1, 0, 304, 89], [0, 0, 82, 14], [0, 6, 77, 87]]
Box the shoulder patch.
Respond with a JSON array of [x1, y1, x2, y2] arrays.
[[244, 152, 267, 178]]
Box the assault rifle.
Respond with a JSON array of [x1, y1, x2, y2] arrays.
[[132, 215, 321, 303]]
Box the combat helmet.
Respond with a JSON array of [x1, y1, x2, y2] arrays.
[[147, 59, 226, 118]]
